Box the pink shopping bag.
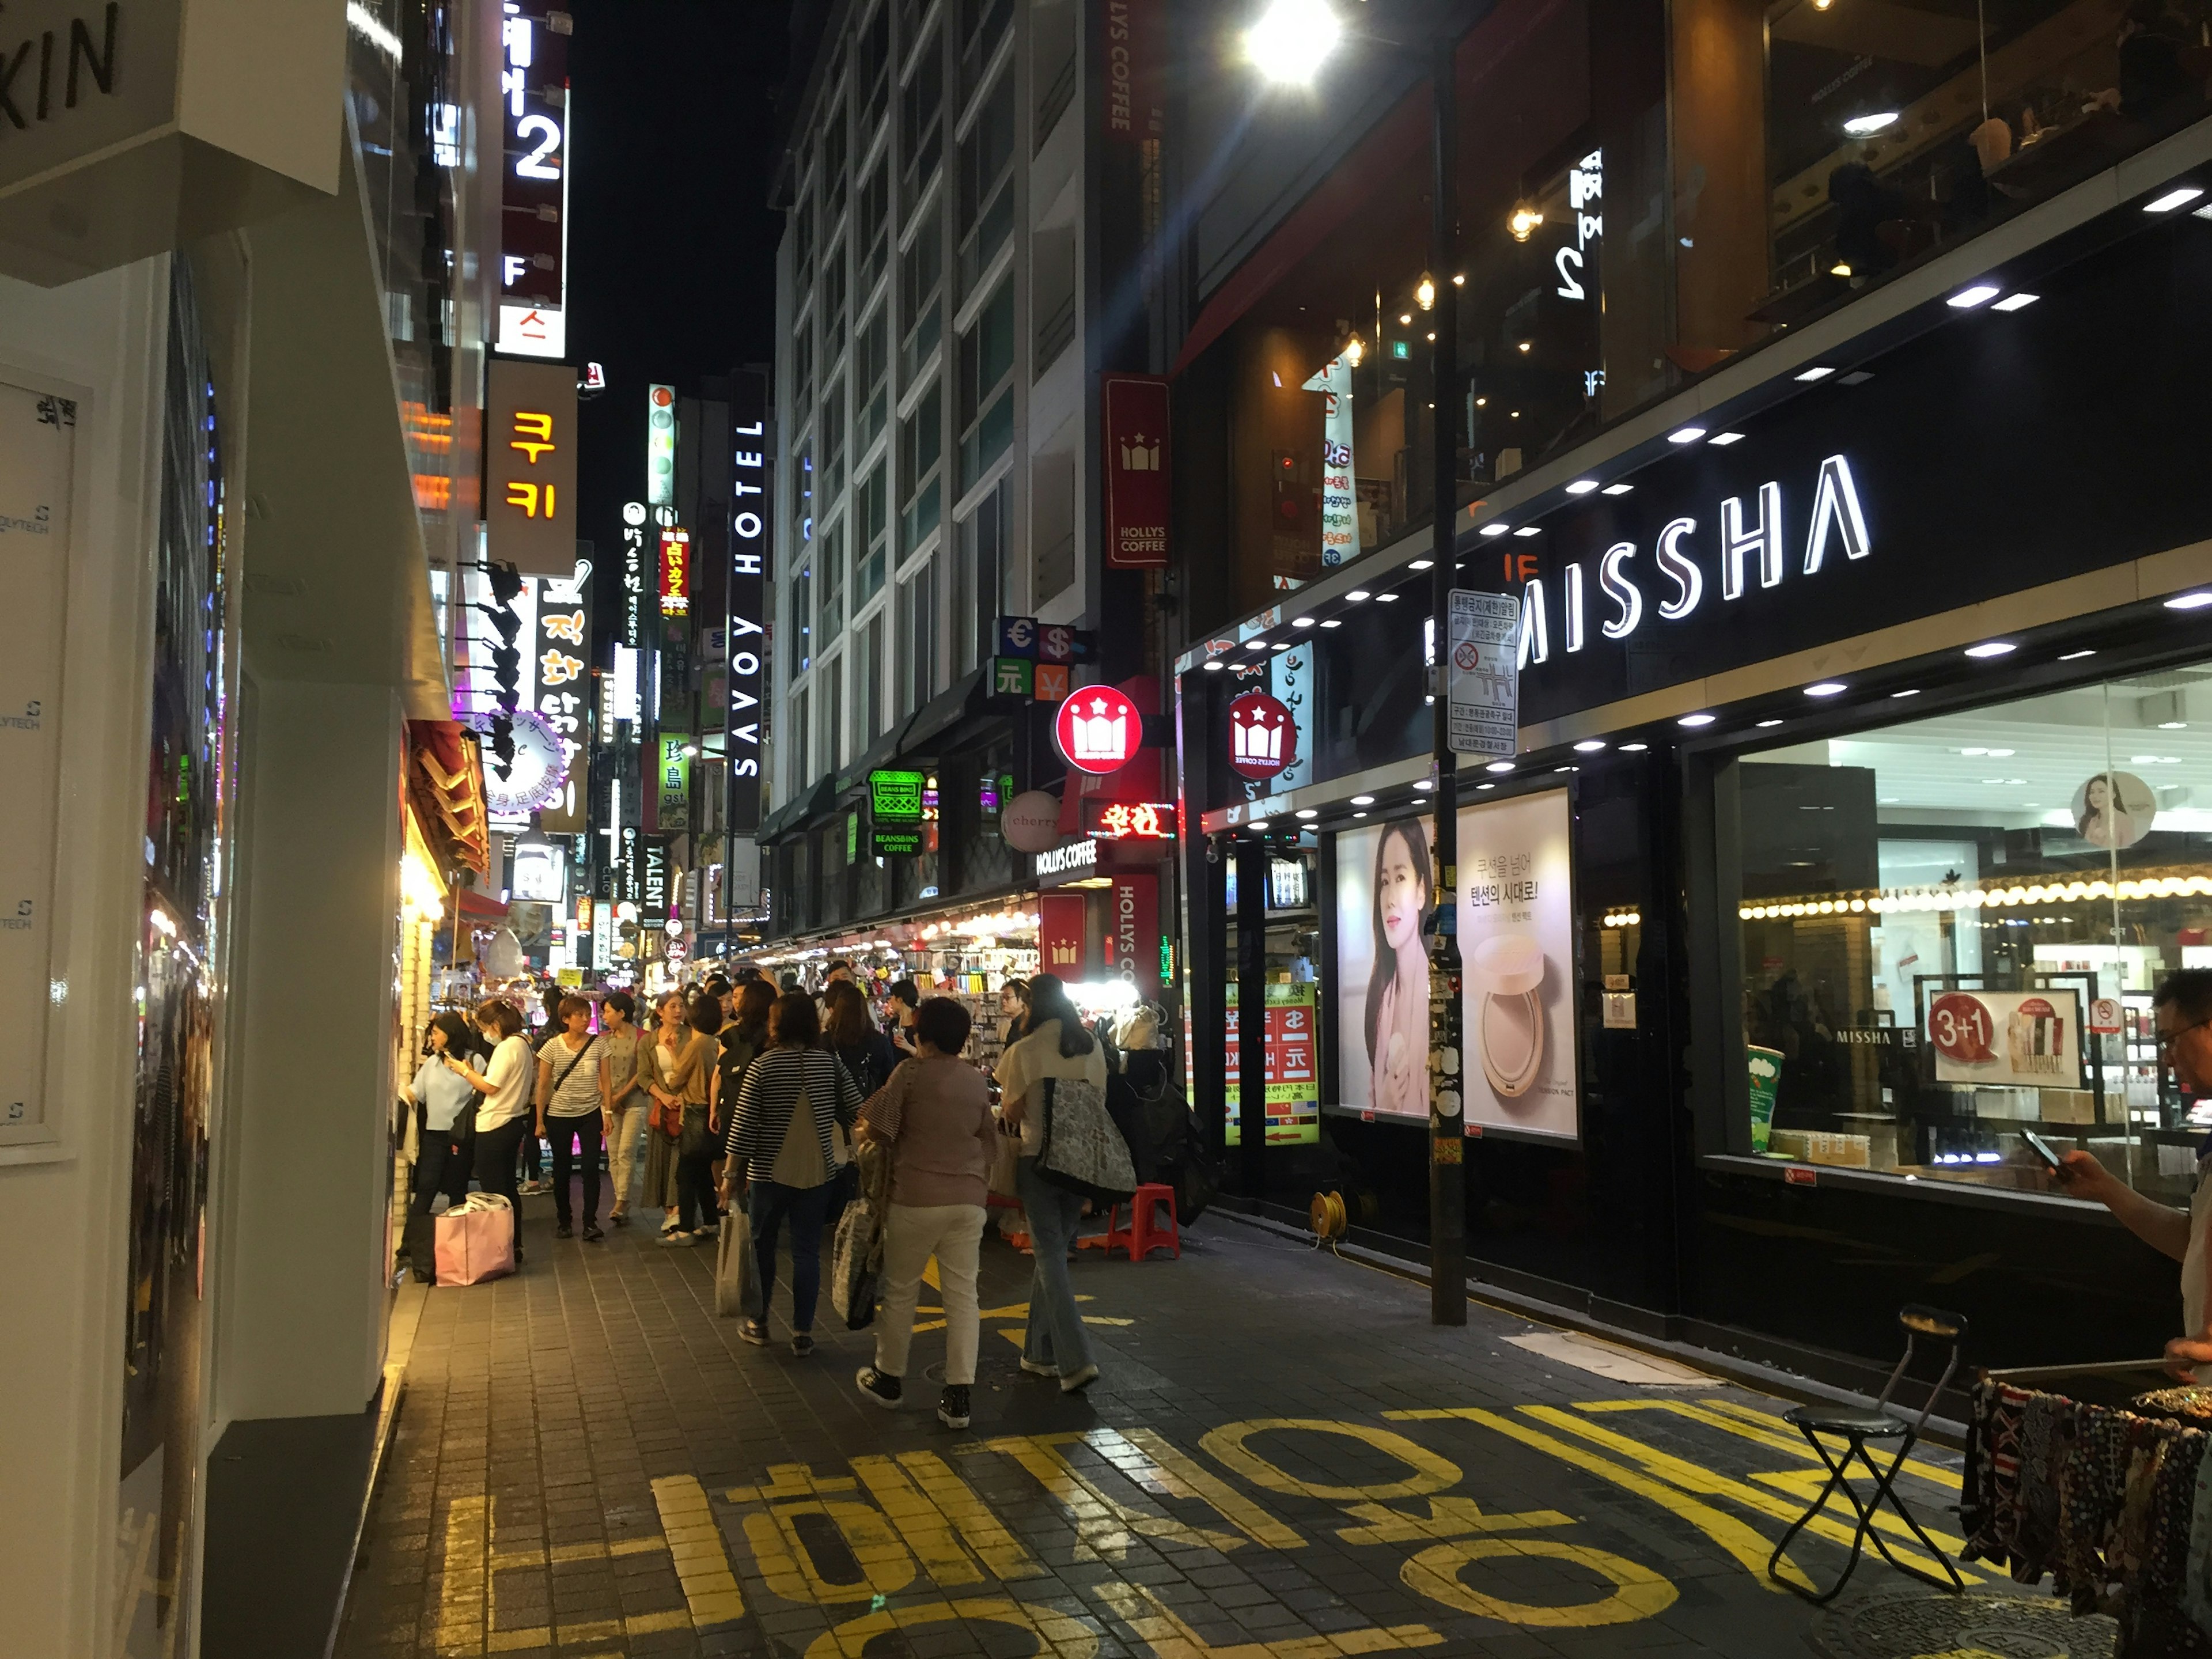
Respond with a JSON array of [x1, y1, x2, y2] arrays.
[[434, 1195, 514, 1286]]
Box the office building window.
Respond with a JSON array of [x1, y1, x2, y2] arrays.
[[859, 463, 890, 600], [900, 555, 939, 714], [902, 215, 942, 378], [952, 479, 1006, 679], [900, 31, 942, 209], [957, 276, 1013, 493], [899, 381, 942, 555], [956, 71, 1014, 296]]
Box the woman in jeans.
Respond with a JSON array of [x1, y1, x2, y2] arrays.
[[596, 991, 647, 1226], [639, 992, 690, 1235], [646, 993, 721, 1244], [721, 993, 861, 1357], [995, 974, 1105, 1393], [711, 980, 775, 1191], [853, 997, 995, 1427], [441, 997, 533, 1264], [533, 993, 603, 1241]]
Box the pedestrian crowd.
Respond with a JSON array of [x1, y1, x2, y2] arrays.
[[400, 961, 1183, 1430]]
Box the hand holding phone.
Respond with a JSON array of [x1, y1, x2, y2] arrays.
[[2022, 1129, 2063, 1171]]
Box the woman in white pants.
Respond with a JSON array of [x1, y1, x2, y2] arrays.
[[851, 997, 996, 1429]]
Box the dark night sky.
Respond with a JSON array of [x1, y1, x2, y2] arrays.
[[565, 0, 793, 579]]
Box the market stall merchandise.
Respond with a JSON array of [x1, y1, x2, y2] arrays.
[[1963, 1365, 2212, 1654]]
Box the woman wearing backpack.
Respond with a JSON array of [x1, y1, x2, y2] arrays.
[[995, 974, 1107, 1393], [721, 993, 862, 1356]]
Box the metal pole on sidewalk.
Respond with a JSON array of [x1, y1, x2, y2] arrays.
[[1426, 28, 1467, 1327]]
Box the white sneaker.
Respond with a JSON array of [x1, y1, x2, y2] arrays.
[[1019, 1357, 1059, 1379], [1058, 1363, 1100, 1394], [694, 1219, 719, 1238], [658, 1230, 698, 1248]]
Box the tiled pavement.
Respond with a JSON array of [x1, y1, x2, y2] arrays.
[[335, 1194, 2018, 1659]]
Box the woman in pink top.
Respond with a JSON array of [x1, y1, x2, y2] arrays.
[[850, 997, 995, 1429]]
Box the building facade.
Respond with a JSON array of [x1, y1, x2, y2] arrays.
[[1164, 0, 2212, 1392], [1, 3, 516, 1651]]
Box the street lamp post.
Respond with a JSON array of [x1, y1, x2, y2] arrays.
[[1247, 0, 1467, 1325]]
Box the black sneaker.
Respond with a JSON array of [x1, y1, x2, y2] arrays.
[[791, 1332, 816, 1358], [737, 1319, 768, 1346], [581, 1224, 603, 1244], [555, 1222, 573, 1240], [937, 1385, 972, 1430], [855, 1366, 902, 1409]]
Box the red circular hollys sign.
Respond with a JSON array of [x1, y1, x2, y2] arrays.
[[1929, 991, 1998, 1066], [1054, 685, 1142, 774], [1228, 691, 1298, 781]]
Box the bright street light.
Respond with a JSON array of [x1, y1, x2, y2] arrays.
[[1245, 0, 1342, 84]]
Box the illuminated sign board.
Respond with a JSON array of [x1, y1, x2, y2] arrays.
[[497, 1, 571, 359], [647, 382, 677, 506], [657, 733, 691, 831], [1084, 800, 1176, 839], [725, 368, 769, 836], [485, 359, 577, 576], [1054, 685, 1141, 775], [658, 527, 690, 615], [868, 768, 926, 856], [1034, 838, 1101, 883], [618, 500, 647, 650], [1227, 691, 1297, 782], [533, 558, 592, 831]]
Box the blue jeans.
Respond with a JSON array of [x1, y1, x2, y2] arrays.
[[748, 1179, 831, 1333], [1016, 1159, 1094, 1376]]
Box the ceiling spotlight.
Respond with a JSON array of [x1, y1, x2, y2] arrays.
[[1291, 615, 1316, 627], [1993, 293, 2039, 312], [1619, 742, 1649, 752], [1830, 262, 1853, 277], [1485, 760, 1516, 774], [1400, 313, 1414, 325], [2059, 649, 2097, 660], [1891, 688, 1921, 698], [1965, 641, 2017, 658], [1243, 0, 1343, 85], [1843, 112, 1899, 135], [1513, 526, 1541, 538], [1374, 593, 1400, 603], [1353, 810, 1369, 817], [1804, 681, 1847, 697], [1350, 794, 1375, 806], [1452, 273, 1465, 286], [1517, 340, 1533, 354], [1509, 204, 1544, 242], [2146, 185, 2205, 213], [2161, 720, 2189, 729], [1947, 283, 2001, 308], [1247, 819, 1270, 831], [1319, 618, 1342, 627], [1408, 558, 1434, 570], [1343, 334, 1366, 365], [1668, 427, 1707, 444], [1416, 273, 1436, 310], [1202, 660, 1224, 671], [1678, 713, 1717, 728], [1412, 779, 1434, 792], [1295, 809, 1318, 819], [1709, 431, 1746, 446], [1601, 483, 1634, 497], [1346, 589, 1371, 601], [1573, 739, 1607, 753], [1796, 365, 1836, 381], [1480, 522, 1512, 537], [2165, 592, 2212, 610], [1756, 719, 1784, 728], [1245, 639, 1270, 650], [1566, 479, 1600, 495]]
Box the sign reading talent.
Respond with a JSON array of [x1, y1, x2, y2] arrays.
[[486, 360, 579, 576]]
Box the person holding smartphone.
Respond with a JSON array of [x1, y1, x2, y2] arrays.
[[2056, 968, 2212, 1378]]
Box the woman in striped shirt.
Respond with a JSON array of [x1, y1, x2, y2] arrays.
[[721, 993, 862, 1356]]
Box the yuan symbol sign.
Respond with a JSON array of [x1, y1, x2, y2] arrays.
[[1227, 690, 1297, 781], [1054, 685, 1141, 775]]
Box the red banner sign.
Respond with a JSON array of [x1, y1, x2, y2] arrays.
[[1039, 893, 1086, 978], [1055, 685, 1142, 774], [1084, 799, 1176, 839], [1103, 871, 1158, 991], [1103, 374, 1170, 569]]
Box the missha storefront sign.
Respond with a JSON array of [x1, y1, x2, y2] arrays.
[[1497, 225, 2212, 726], [0, 0, 346, 284]]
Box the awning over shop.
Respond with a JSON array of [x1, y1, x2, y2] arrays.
[[406, 719, 490, 876], [456, 888, 510, 922]]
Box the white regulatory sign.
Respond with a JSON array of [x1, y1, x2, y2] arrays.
[[1446, 589, 1522, 759]]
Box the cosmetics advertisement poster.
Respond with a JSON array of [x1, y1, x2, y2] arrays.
[[1458, 788, 1580, 1139]]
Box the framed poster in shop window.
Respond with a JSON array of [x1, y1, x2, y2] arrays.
[[1330, 787, 1582, 1142]]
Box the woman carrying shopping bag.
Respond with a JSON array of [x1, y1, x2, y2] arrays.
[[995, 975, 1116, 1394], [440, 998, 534, 1265], [851, 998, 996, 1428], [719, 993, 862, 1357]]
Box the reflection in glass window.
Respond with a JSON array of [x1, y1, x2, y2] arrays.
[[1730, 669, 2212, 1205]]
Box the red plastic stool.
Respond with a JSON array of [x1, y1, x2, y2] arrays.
[[1104, 1183, 1181, 1262]]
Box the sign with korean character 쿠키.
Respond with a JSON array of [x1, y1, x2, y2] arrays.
[[487, 359, 579, 576]]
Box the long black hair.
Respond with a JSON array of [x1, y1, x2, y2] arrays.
[[1027, 974, 1095, 1058], [1363, 818, 1434, 1068]]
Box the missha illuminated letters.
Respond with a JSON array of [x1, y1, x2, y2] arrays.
[[1517, 455, 1872, 666]]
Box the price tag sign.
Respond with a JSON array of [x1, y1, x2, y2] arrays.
[[1929, 991, 1997, 1066], [1929, 987, 2082, 1088]]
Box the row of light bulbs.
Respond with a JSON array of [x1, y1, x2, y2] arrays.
[[1740, 875, 2212, 921]]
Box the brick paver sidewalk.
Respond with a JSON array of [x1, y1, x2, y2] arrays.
[[335, 1196, 1997, 1659]]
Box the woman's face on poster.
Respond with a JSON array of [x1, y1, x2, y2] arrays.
[[1377, 830, 1426, 953]]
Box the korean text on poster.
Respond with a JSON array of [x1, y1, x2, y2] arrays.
[[1226, 980, 1320, 1146]]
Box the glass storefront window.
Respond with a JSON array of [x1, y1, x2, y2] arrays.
[[1729, 666, 2212, 1203]]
